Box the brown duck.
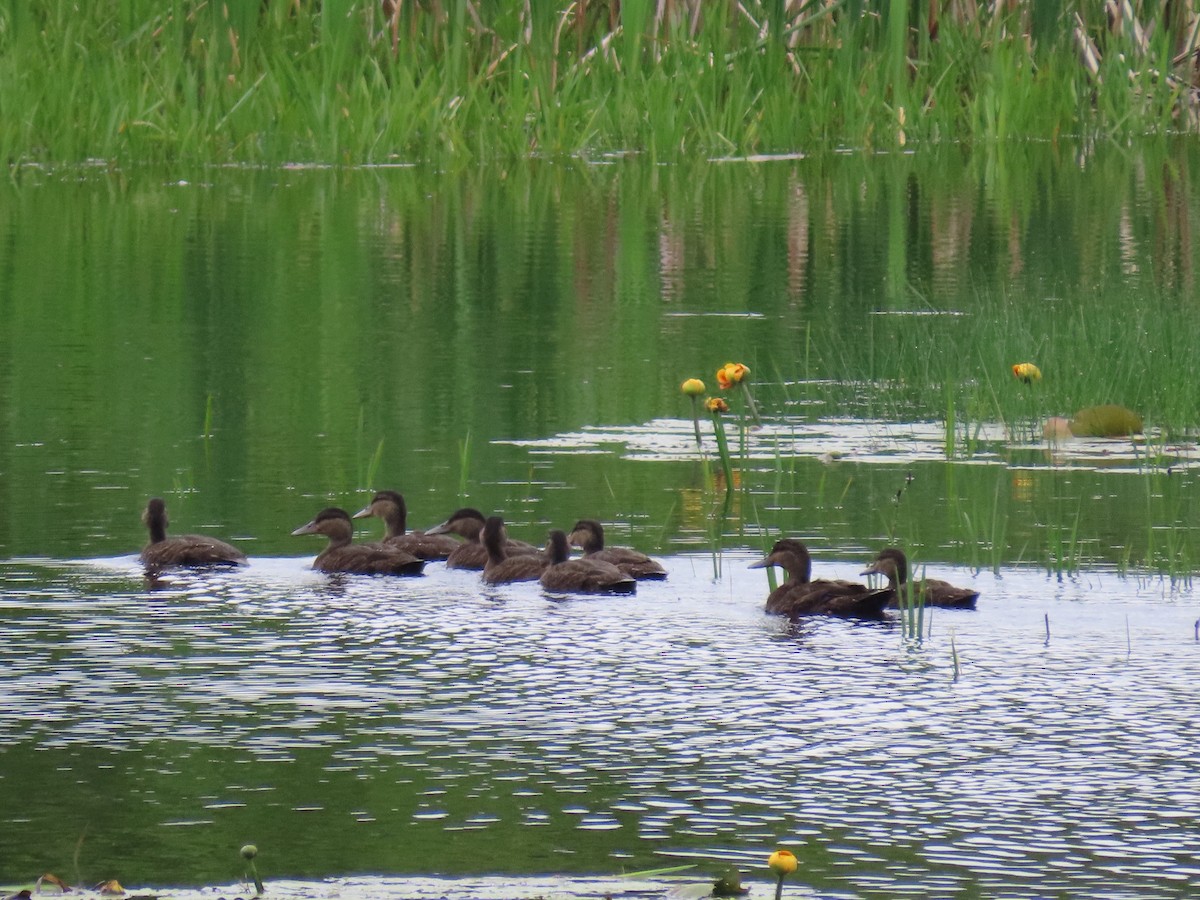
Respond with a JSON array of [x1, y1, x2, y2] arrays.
[[292, 507, 425, 575], [750, 539, 889, 618], [567, 519, 667, 580], [540, 530, 636, 594], [480, 516, 549, 585], [140, 497, 247, 570], [861, 547, 979, 609], [426, 507, 542, 570], [352, 490, 460, 560]]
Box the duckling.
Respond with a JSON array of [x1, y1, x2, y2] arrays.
[[567, 518, 667, 580], [351, 490, 460, 560], [861, 547, 979, 609], [292, 507, 425, 576], [540, 530, 636, 594], [140, 497, 248, 570], [481, 516, 549, 585], [426, 507, 542, 570], [750, 538, 889, 618]]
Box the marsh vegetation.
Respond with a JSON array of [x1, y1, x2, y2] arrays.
[[4, 1, 1200, 164]]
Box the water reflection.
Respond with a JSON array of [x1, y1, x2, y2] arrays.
[[0, 557, 1196, 896]]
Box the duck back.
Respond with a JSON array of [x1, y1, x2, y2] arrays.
[[447, 541, 541, 571], [140, 498, 247, 570], [568, 519, 667, 580], [766, 580, 890, 618], [141, 535, 247, 570], [483, 554, 548, 585], [540, 530, 636, 594], [314, 544, 426, 576]]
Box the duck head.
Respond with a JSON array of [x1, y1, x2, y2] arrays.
[[749, 539, 813, 583], [292, 507, 355, 547], [567, 519, 605, 554]]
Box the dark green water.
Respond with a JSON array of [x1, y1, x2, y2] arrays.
[[1, 143, 1199, 897]]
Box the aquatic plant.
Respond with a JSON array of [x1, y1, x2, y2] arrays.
[[1012, 362, 1042, 384], [895, 564, 927, 642], [241, 844, 264, 896], [767, 848, 797, 900], [717, 361, 761, 428], [681, 377, 706, 448], [706, 395, 734, 499], [457, 429, 472, 498]]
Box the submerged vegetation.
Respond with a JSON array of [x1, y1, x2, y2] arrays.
[[3, 1, 1200, 164]]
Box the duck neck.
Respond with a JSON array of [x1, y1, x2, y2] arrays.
[[146, 516, 168, 545], [585, 526, 604, 552], [482, 533, 507, 565], [324, 522, 354, 550], [547, 533, 570, 565], [788, 556, 812, 586], [382, 502, 407, 539]]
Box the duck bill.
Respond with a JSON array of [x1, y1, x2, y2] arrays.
[[291, 521, 319, 536], [860, 562, 881, 576], [424, 520, 451, 535], [350, 506, 373, 519], [748, 553, 781, 570]]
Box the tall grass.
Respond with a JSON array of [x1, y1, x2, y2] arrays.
[[1, 2, 1197, 164]]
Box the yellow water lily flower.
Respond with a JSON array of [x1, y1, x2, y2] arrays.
[[681, 377, 706, 397], [706, 396, 730, 414], [1012, 362, 1041, 384], [717, 362, 750, 390], [768, 849, 797, 876]]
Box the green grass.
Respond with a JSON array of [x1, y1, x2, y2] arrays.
[[0, 1, 1196, 165]]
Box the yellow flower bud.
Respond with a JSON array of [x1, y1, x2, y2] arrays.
[[1012, 362, 1041, 384], [705, 396, 730, 414], [768, 848, 797, 876], [681, 378, 706, 397]]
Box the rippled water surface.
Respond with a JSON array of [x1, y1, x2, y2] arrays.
[[5, 144, 1200, 897], [2, 553, 1197, 897]]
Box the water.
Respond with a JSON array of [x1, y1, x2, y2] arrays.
[[2, 141, 1200, 896], [1, 555, 1196, 896]]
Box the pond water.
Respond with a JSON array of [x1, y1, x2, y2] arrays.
[[1, 141, 1199, 897]]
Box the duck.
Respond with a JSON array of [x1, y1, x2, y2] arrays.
[[139, 497, 248, 570], [480, 516, 549, 585], [351, 490, 460, 560], [540, 530, 636, 594], [426, 507, 542, 570], [750, 538, 889, 618], [292, 507, 425, 575], [861, 547, 979, 609], [567, 519, 667, 580]]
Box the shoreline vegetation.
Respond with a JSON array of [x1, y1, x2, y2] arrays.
[[4, 1, 1200, 165]]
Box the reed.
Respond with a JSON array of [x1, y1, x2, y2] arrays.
[[457, 430, 472, 499], [202, 392, 214, 442], [2, 2, 1196, 165], [896, 565, 927, 643]]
